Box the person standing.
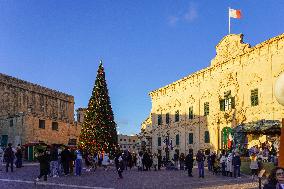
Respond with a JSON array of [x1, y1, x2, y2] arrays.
[[152, 154, 158, 171], [226, 153, 233, 177], [232, 152, 241, 178], [15, 144, 23, 168], [173, 152, 179, 169], [61, 146, 71, 175], [50, 145, 59, 177], [250, 153, 258, 181], [196, 150, 205, 178], [4, 143, 15, 172], [179, 153, 185, 170], [115, 151, 123, 179], [35, 149, 50, 182], [220, 152, 227, 176], [263, 167, 284, 189], [75, 148, 82, 176], [157, 153, 162, 170], [137, 152, 143, 171], [185, 149, 194, 177], [0, 147, 4, 171]]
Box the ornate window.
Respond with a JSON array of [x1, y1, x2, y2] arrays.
[[204, 131, 210, 143], [176, 134, 180, 145], [9, 119, 13, 127], [188, 133, 193, 144], [204, 102, 209, 116], [188, 106, 193, 119], [175, 110, 179, 122], [39, 120, 45, 129], [251, 89, 259, 106], [52, 122, 58, 131], [220, 90, 235, 111], [158, 114, 162, 125], [166, 113, 170, 124], [158, 137, 161, 146]]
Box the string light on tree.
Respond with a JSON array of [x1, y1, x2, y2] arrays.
[[79, 60, 118, 155]]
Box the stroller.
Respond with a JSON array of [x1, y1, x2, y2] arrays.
[[213, 159, 221, 175]]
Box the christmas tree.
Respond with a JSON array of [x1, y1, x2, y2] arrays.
[[79, 61, 118, 155]]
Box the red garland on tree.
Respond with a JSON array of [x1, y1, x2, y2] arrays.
[[79, 60, 118, 155]]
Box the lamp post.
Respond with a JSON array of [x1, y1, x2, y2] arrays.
[[275, 72, 284, 167]]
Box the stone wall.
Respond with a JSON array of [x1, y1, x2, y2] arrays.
[[145, 33, 284, 158], [0, 73, 81, 146]]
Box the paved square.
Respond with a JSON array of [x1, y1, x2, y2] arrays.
[[0, 164, 258, 189]]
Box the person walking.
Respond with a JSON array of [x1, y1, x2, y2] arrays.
[[196, 150, 205, 178], [75, 148, 82, 176], [185, 149, 194, 177], [4, 143, 15, 172], [115, 151, 123, 179], [232, 152, 241, 178], [35, 148, 50, 182], [102, 153, 110, 171]]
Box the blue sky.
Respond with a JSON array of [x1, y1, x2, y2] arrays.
[[0, 1, 284, 135]]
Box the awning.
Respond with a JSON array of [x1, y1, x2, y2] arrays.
[[233, 119, 281, 135]]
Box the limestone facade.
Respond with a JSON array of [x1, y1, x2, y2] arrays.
[[143, 33, 284, 159], [0, 73, 81, 146], [117, 134, 140, 153]]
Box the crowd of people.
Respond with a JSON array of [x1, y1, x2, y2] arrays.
[[0, 143, 283, 188]]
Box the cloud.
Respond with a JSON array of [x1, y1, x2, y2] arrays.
[[117, 119, 129, 125], [168, 15, 180, 26], [167, 2, 198, 26], [184, 3, 198, 22]]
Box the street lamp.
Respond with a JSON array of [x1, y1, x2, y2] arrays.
[[274, 72, 284, 167]]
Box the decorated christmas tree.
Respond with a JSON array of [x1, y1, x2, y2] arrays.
[[79, 61, 118, 155]]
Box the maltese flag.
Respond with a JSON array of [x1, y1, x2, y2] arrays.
[[229, 8, 242, 19]]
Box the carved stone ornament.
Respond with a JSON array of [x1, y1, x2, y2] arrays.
[[211, 34, 251, 66]]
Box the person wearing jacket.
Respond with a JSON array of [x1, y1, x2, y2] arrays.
[[185, 149, 194, 177], [226, 153, 233, 177], [102, 153, 110, 171], [250, 153, 259, 181], [220, 152, 227, 176], [232, 152, 241, 178], [196, 150, 206, 178], [263, 167, 284, 189], [75, 148, 82, 176], [115, 151, 123, 179], [35, 149, 50, 181], [49, 145, 59, 177], [4, 143, 15, 172]]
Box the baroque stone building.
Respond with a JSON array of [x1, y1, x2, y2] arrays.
[[142, 33, 284, 159], [0, 73, 81, 146], [117, 134, 140, 153]]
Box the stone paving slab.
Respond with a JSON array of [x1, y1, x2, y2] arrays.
[[0, 164, 259, 189]]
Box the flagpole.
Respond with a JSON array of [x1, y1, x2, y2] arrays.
[[228, 7, 231, 34]]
